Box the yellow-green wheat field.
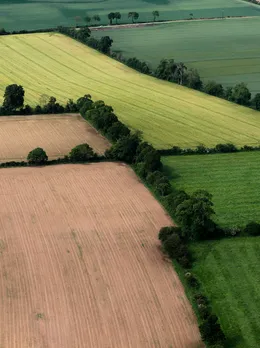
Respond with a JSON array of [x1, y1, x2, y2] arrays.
[[1, 33, 260, 148]]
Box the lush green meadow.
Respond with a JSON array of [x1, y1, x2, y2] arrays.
[[94, 17, 260, 95], [163, 151, 260, 227], [1, 0, 260, 31], [1, 33, 260, 148], [191, 237, 260, 347]]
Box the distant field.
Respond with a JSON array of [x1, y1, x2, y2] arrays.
[[1, 33, 260, 149], [163, 152, 260, 227], [0, 114, 110, 161], [94, 17, 260, 95], [0, 0, 260, 31], [191, 237, 260, 348], [0, 162, 202, 347]]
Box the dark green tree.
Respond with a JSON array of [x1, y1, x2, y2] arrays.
[[108, 12, 115, 25], [105, 133, 141, 163], [230, 82, 251, 106], [27, 148, 48, 165], [251, 93, 260, 110], [204, 80, 224, 97], [92, 14, 101, 23], [175, 190, 215, 240], [70, 143, 95, 162], [199, 315, 226, 345], [107, 122, 130, 141], [84, 15, 92, 25], [98, 36, 113, 54], [128, 12, 139, 23], [114, 12, 121, 24], [152, 10, 159, 21], [155, 59, 177, 81], [3, 84, 25, 111], [174, 62, 187, 85], [184, 68, 203, 90]]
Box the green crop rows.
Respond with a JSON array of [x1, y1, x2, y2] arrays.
[[94, 17, 260, 95], [163, 151, 260, 227], [191, 237, 260, 348], [1, 33, 260, 149]]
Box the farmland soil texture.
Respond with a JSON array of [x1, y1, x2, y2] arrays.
[[1, 0, 260, 31], [0, 114, 110, 162], [0, 163, 202, 347], [0, 33, 260, 149], [93, 17, 260, 95]]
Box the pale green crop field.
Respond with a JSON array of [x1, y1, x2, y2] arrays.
[[94, 17, 260, 95], [0, 0, 260, 31], [1, 33, 260, 148]]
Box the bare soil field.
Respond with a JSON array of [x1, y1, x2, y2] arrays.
[[0, 163, 202, 348], [0, 114, 110, 162]]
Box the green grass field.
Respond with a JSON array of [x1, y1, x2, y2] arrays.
[[163, 152, 260, 227], [94, 17, 260, 95], [191, 237, 260, 347], [1, 0, 260, 31], [1, 33, 260, 149]]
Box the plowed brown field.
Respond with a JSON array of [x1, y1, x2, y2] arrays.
[[0, 114, 110, 162], [0, 163, 202, 348]]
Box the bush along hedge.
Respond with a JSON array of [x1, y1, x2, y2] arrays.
[[0, 143, 103, 168], [158, 225, 226, 347], [158, 142, 260, 156]]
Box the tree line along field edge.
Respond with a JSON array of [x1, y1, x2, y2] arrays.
[[1, 0, 260, 31], [0, 33, 260, 150]]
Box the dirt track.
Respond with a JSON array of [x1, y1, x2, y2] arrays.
[[0, 163, 202, 347], [90, 15, 257, 31], [0, 114, 110, 161]]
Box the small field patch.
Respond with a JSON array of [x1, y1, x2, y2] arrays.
[[191, 237, 260, 348], [0, 113, 110, 162], [163, 152, 260, 227], [0, 163, 201, 347]]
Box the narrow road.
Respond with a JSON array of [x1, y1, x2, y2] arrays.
[[90, 15, 258, 31]]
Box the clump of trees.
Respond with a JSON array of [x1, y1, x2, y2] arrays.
[[69, 143, 96, 162], [27, 148, 48, 165], [128, 12, 139, 23], [108, 12, 121, 25], [57, 26, 113, 55], [3, 84, 25, 113]]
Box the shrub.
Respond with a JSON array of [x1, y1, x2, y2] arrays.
[[105, 133, 141, 163], [163, 233, 182, 259], [155, 182, 172, 196], [106, 122, 130, 142], [199, 314, 226, 345], [134, 162, 148, 179], [158, 226, 181, 243], [146, 170, 165, 185], [185, 272, 199, 288], [69, 143, 96, 162], [27, 147, 48, 165], [244, 221, 260, 236], [215, 143, 237, 153], [165, 190, 190, 214]]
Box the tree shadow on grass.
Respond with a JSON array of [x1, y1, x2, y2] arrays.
[[162, 164, 180, 181]]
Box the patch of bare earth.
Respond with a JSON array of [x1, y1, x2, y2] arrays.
[[0, 163, 202, 347], [0, 113, 110, 162]]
